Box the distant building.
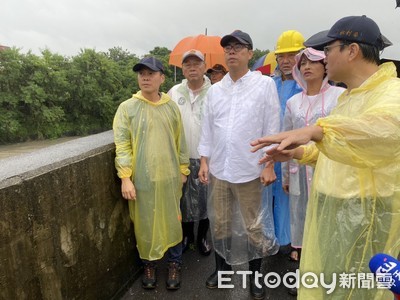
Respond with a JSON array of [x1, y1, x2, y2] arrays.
[[0, 45, 10, 51]]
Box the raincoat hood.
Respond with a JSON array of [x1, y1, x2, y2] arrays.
[[133, 91, 170, 106], [292, 48, 329, 94]]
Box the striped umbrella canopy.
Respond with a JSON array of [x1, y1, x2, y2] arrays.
[[251, 51, 277, 76]]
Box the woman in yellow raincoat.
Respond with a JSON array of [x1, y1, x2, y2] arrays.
[[251, 16, 400, 299], [113, 57, 190, 290]]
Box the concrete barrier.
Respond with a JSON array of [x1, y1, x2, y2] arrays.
[[0, 131, 140, 300]]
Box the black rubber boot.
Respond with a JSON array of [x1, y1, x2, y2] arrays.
[[197, 218, 212, 256], [206, 252, 232, 288], [182, 221, 195, 253], [249, 258, 265, 299]]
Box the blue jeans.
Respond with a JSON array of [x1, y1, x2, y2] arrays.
[[142, 243, 182, 265]]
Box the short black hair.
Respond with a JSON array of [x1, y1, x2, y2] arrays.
[[339, 40, 380, 64], [357, 43, 380, 65]]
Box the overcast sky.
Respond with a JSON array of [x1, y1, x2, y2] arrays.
[[2, 0, 400, 60]]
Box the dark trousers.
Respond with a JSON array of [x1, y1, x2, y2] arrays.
[[142, 243, 182, 265]]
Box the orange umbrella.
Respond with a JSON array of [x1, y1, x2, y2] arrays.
[[169, 34, 227, 70]]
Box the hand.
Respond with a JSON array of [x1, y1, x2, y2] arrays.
[[121, 178, 136, 200], [258, 147, 296, 164], [251, 126, 323, 153], [260, 163, 276, 186], [181, 174, 188, 184], [283, 184, 289, 194], [198, 157, 209, 184]]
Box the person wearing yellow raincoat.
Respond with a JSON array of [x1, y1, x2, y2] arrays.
[[251, 16, 400, 299], [113, 57, 190, 291]]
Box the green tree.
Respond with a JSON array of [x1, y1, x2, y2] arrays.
[[0, 48, 71, 141], [0, 48, 26, 142], [104, 47, 139, 103], [65, 49, 124, 135], [19, 49, 70, 139], [0, 44, 273, 144]]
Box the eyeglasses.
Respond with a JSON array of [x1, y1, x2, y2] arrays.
[[223, 43, 249, 53], [323, 43, 346, 56]]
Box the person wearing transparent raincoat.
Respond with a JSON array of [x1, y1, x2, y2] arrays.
[[282, 48, 344, 263], [251, 16, 400, 300], [113, 57, 190, 290], [269, 30, 305, 251], [198, 30, 280, 299]]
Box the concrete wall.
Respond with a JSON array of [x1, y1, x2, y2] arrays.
[[0, 131, 140, 300]]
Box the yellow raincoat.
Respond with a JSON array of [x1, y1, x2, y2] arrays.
[[113, 91, 189, 261], [298, 63, 400, 299]]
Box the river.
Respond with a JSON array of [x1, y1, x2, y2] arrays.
[[0, 136, 82, 160]]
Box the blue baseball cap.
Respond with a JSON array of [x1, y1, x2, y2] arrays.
[[304, 30, 330, 50], [305, 15, 392, 50], [133, 56, 164, 73], [221, 30, 253, 49]]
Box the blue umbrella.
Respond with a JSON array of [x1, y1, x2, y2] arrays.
[[252, 54, 267, 71]]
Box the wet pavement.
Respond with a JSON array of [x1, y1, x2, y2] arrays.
[[120, 245, 298, 300]]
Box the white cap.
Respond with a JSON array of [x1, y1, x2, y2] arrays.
[[182, 49, 205, 63]]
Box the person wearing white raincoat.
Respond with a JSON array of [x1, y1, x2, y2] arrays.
[[282, 48, 344, 264], [251, 16, 400, 299], [168, 50, 212, 256]]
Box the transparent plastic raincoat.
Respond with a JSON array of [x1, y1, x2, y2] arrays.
[[297, 63, 400, 299], [113, 91, 190, 261], [270, 74, 303, 246], [199, 71, 280, 264], [283, 49, 345, 247]]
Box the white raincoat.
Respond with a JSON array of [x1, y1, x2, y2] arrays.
[[283, 48, 345, 247], [168, 76, 211, 222]]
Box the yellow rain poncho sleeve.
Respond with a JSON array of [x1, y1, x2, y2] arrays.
[[298, 63, 400, 300], [298, 143, 319, 167], [113, 91, 189, 261]]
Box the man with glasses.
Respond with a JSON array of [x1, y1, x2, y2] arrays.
[[251, 15, 400, 299], [266, 30, 305, 260], [198, 30, 280, 299], [168, 49, 212, 257]]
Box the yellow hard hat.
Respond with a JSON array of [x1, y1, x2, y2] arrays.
[[275, 30, 305, 54]]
